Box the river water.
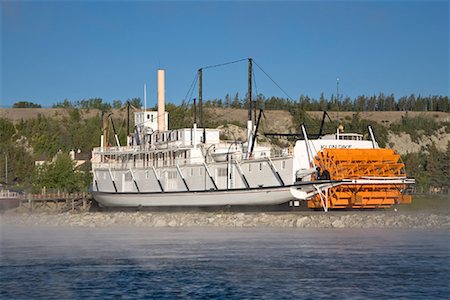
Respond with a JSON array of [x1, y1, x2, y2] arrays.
[[1, 226, 449, 299]]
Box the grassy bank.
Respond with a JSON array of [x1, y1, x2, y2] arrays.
[[399, 194, 450, 213]]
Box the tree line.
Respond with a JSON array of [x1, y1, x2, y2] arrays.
[[203, 93, 449, 112], [12, 93, 449, 113], [2, 94, 449, 194]]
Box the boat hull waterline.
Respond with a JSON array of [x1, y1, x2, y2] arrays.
[[92, 182, 339, 207]]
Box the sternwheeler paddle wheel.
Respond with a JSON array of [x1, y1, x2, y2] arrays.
[[309, 148, 414, 210]]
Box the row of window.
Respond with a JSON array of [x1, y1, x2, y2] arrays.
[[150, 131, 184, 144], [101, 160, 288, 181], [247, 161, 286, 171]]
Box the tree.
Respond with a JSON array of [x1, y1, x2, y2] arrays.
[[32, 153, 84, 193], [52, 99, 73, 108], [319, 93, 327, 110], [231, 93, 240, 108], [113, 100, 123, 109], [224, 94, 231, 108], [0, 118, 16, 143], [355, 95, 367, 111], [128, 97, 142, 109], [376, 93, 385, 111], [385, 94, 395, 111], [13, 101, 42, 108], [367, 95, 376, 111]]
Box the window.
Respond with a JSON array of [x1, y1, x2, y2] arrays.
[[147, 114, 150, 120], [218, 168, 227, 177], [282, 161, 286, 169], [168, 171, 177, 179], [124, 172, 132, 181], [259, 163, 262, 171], [248, 164, 252, 172], [151, 114, 154, 122]]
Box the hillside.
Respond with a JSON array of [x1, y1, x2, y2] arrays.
[[2, 108, 448, 154], [1, 107, 449, 193], [3, 107, 449, 124]]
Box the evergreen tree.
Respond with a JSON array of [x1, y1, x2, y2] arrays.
[[13, 101, 42, 108]]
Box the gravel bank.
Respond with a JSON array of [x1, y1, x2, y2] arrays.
[[1, 211, 449, 229]]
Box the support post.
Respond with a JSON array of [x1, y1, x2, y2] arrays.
[[93, 171, 99, 191], [176, 165, 190, 191], [152, 166, 164, 192], [234, 161, 250, 189], [302, 125, 316, 169], [249, 109, 263, 156], [129, 168, 141, 193], [109, 115, 121, 147], [266, 157, 285, 186], [203, 162, 218, 190], [368, 126, 378, 149], [313, 184, 329, 212], [108, 168, 118, 192]]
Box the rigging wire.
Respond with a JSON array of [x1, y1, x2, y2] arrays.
[[252, 60, 296, 103], [182, 72, 199, 105], [186, 74, 198, 106], [252, 68, 259, 106], [200, 58, 248, 70]]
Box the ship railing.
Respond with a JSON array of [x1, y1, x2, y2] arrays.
[[92, 145, 153, 155], [92, 147, 293, 170], [267, 148, 292, 158], [92, 157, 202, 170], [0, 190, 21, 198]]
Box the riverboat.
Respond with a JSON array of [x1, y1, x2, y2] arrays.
[[91, 59, 414, 210]]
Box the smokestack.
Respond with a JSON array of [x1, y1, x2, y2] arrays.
[[157, 69, 165, 131]]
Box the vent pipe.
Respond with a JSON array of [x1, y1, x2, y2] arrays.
[[157, 69, 165, 131]]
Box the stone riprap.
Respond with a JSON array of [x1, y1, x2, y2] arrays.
[[1, 211, 449, 229]]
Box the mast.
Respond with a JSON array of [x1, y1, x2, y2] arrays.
[[193, 98, 197, 149], [247, 58, 253, 157], [248, 58, 252, 123], [101, 111, 107, 147], [126, 101, 130, 136], [336, 77, 340, 124], [144, 83, 147, 113], [198, 68, 203, 128], [193, 98, 197, 124]]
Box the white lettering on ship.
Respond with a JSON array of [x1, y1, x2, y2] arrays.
[[320, 145, 352, 149]]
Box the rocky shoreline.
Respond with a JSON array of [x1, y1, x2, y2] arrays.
[[1, 211, 449, 229]]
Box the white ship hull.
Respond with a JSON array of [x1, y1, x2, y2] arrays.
[[93, 186, 294, 207], [91, 182, 336, 207]]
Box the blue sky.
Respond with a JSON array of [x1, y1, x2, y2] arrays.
[[1, 0, 449, 108]]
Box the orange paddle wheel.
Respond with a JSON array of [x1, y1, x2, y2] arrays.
[[308, 148, 412, 209]]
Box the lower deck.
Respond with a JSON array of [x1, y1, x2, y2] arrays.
[[93, 157, 294, 193]]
